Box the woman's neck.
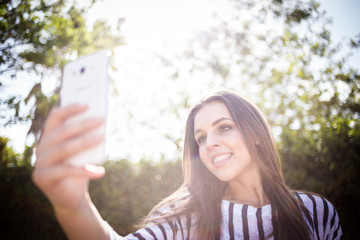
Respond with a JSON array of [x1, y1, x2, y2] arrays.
[[223, 166, 269, 208]]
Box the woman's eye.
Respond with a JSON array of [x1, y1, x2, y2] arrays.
[[197, 136, 206, 144], [219, 125, 232, 132]]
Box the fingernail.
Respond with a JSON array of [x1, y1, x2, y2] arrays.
[[84, 164, 105, 174]]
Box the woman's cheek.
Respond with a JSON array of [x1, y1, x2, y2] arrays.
[[199, 148, 208, 165]]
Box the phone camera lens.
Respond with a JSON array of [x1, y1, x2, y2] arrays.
[[80, 67, 85, 74]]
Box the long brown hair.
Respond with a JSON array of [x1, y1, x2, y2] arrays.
[[140, 91, 312, 240]]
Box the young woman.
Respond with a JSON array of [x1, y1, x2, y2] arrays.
[[33, 91, 342, 240]]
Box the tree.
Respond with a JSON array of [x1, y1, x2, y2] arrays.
[[142, 0, 358, 238], [1, 0, 358, 238], [0, 0, 124, 75], [89, 159, 183, 236], [0, 0, 125, 164], [0, 136, 20, 168], [0, 143, 183, 239]]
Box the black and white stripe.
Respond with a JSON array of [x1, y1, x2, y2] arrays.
[[296, 192, 342, 240], [105, 193, 341, 240], [220, 199, 274, 240]]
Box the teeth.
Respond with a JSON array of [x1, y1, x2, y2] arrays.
[[213, 154, 232, 164]]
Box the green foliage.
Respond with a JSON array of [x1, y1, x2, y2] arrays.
[[1, 0, 124, 167], [0, 0, 124, 130], [281, 116, 360, 239], [147, 0, 359, 238], [0, 136, 20, 168], [0, 0, 124, 74], [0, 163, 66, 239], [90, 159, 182, 235], [0, 155, 182, 238], [1, 0, 359, 239], [1, 0, 63, 73]]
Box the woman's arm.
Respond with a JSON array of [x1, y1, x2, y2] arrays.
[[54, 191, 110, 239], [32, 105, 114, 240]]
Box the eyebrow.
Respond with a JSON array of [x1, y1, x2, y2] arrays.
[[194, 117, 232, 135]]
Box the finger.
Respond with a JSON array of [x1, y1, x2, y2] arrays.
[[32, 164, 105, 188], [37, 117, 104, 153], [41, 105, 88, 138], [36, 133, 104, 167]]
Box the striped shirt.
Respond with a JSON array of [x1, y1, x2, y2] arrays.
[[105, 193, 342, 240]]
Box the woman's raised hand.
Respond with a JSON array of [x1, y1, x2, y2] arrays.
[[32, 104, 106, 214]]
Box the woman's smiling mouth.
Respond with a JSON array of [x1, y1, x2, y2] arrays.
[[212, 153, 232, 166]]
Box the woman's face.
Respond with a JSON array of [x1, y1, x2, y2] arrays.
[[193, 101, 257, 182]]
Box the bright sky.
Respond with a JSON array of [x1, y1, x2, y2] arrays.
[[1, 0, 359, 162], [318, 0, 360, 67], [84, 0, 220, 44], [91, 0, 227, 161]]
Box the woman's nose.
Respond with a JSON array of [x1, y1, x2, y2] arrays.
[[205, 133, 220, 149]]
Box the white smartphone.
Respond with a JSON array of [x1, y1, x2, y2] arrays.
[[61, 50, 110, 166]]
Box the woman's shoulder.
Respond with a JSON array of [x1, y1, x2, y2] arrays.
[[293, 191, 342, 240], [149, 194, 192, 219], [293, 191, 336, 212]]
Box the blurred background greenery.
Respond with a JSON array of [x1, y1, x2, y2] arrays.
[[0, 0, 359, 239]]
